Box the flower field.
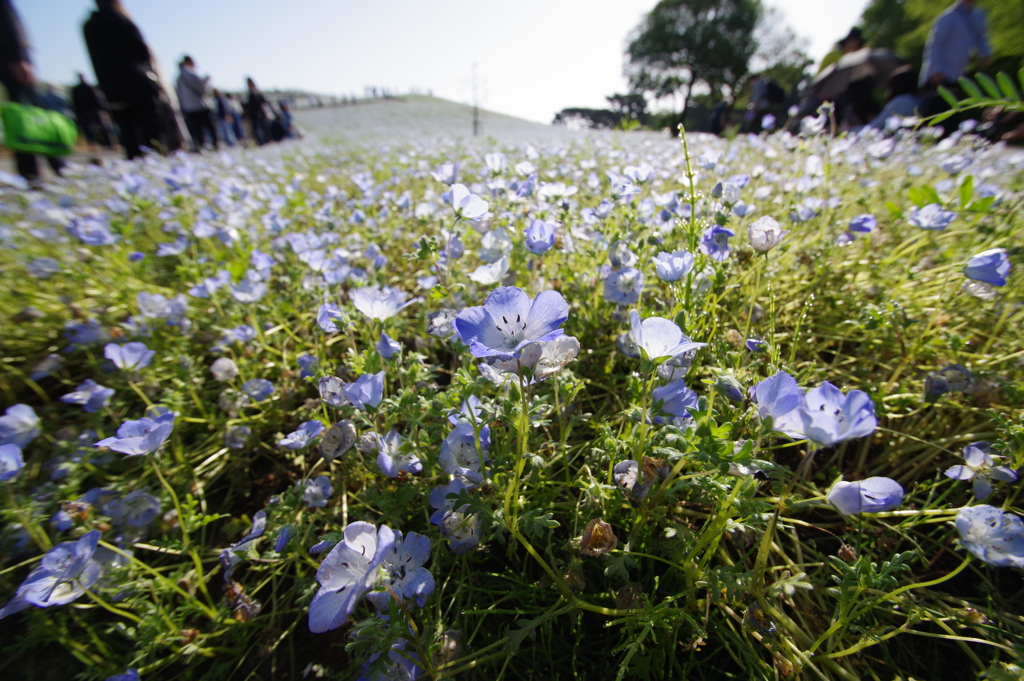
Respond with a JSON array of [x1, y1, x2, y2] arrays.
[[1, 113, 1023, 680]]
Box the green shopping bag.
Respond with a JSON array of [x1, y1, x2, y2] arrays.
[[1, 102, 78, 156]]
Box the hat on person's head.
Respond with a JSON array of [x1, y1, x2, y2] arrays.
[[838, 27, 863, 48]]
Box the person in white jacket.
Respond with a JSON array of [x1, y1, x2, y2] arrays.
[[175, 55, 218, 152]]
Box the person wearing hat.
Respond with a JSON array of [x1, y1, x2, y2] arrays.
[[817, 27, 865, 75]]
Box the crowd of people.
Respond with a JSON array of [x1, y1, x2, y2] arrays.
[[1, 0, 299, 185], [711, 0, 1017, 142]]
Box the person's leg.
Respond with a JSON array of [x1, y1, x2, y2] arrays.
[[110, 108, 141, 159], [203, 109, 218, 150], [0, 78, 42, 180], [183, 110, 202, 152]]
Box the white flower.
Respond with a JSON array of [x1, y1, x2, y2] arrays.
[[210, 357, 239, 382], [748, 216, 789, 252]]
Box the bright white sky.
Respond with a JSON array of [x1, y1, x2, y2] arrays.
[[18, 0, 870, 124]]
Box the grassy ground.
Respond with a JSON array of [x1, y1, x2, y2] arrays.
[[0, 100, 1022, 680]]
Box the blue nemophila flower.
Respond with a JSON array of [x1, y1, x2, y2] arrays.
[[210, 357, 239, 381], [229, 277, 267, 303], [0, 530, 103, 618], [454, 286, 569, 360], [712, 181, 741, 205], [651, 379, 698, 426], [652, 250, 695, 282], [748, 216, 789, 252], [27, 257, 61, 279], [64, 319, 108, 350], [945, 442, 1018, 500], [229, 324, 257, 343], [29, 353, 63, 381], [439, 422, 489, 487], [105, 490, 161, 528], [157, 236, 189, 256], [297, 354, 319, 378], [431, 162, 458, 184], [318, 376, 349, 407], [608, 241, 638, 268], [317, 303, 348, 333], [849, 214, 877, 233], [104, 342, 155, 371], [924, 363, 972, 402], [274, 525, 293, 553], [940, 154, 972, 174], [279, 421, 324, 450], [524, 219, 556, 255], [366, 530, 435, 610], [0, 444, 24, 481], [629, 311, 706, 363], [320, 420, 357, 462], [700, 226, 734, 261], [613, 458, 666, 502], [751, 371, 877, 446], [95, 411, 175, 456], [344, 372, 385, 410], [603, 267, 644, 304], [67, 216, 118, 245], [0, 404, 41, 448], [907, 204, 955, 230], [713, 374, 745, 402], [429, 478, 481, 554], [955, 505, 1024, 568], [303, 475, 333, 508], [61, 379, 114, 413], [308, 521, 396, 633], [450, 183, 489, 220], [827, 477, 904, 514], [350, 285, 420, 321], [225, 425, 250, 449], [377, 332, 402, 359], [220, 510, 266, 581], [356, 639, 424, 681], [362, 430, 422, 478], [964, 248, 1010, 287], [485, 334, 581, 382], [241, 379, 274, 402], [105, 669, 139, 681]]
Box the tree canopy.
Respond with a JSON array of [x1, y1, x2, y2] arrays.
[[626, 0, 762, 113]]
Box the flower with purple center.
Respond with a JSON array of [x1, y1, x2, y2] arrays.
[[438, 422, 489, 487], [95, 411, 175, 456], [0, 529, 104, 618], [454, 286, 568, 360], [429, 478, 481, 554], [699, 226, 734, 261], [827, 477, 904, 514], [303, 475, 333, 508], [944, 442, 1018, 500], [750, 371, 877, 446], [963, 248, 1010, 287], [363, 430, 421, 478], [955, 505, 1024, 568], [61, 379, 115, 413], [104, 342, 155, 371], [308, 521, 395, 633], [366, 530, 435, 610], [343, 371, 385, 411], [279, 420, 324, 450], [603, 267, 644, 304]]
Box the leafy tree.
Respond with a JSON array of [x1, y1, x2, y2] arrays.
[[626, 0, 762, 115]]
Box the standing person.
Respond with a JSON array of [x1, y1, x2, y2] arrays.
[[0, 0, 66, 184], [175, 56, 218, 152], [71, 72, 113, 148], [83, 0, 173, 159], [212, 88, 234, 147], [918, 0, 991, 134], [244, 77, 269, 146], [227, 93, 245, 143]]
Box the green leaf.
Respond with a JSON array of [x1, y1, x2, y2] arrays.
[[958, 76, 984, 101], [997, 72, 1022, 102], [959, 175, 973, 210], [975, 73, 1002, 100], [884, 201, 903, 218], [921, 186, 941, 205], [967, 196, 996, 213], [906, 187, 926, 208], [938, 86, 959, 108], [1018, 66, 1024, 101]]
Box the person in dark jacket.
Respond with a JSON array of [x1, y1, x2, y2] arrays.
[[244, 77, 269, 146], [82, 0, 177, 159], [71, 72, 113, 147], [0, 0, 65, 184]]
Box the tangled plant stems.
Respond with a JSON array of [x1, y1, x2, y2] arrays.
[[0, 116, 1023, 681]]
